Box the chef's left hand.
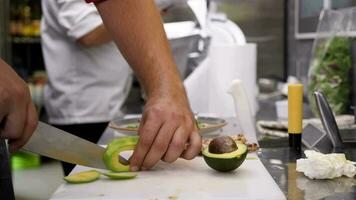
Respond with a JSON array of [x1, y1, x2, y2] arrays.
[[0, 59, 38, 153], [129, 89, 201, 171]]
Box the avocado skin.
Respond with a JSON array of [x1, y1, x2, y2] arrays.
[[203, 148, 248, 172]]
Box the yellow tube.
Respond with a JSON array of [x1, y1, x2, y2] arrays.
[[288, 84, 303, 134]]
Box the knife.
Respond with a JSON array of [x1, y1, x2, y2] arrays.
[[22, 122, 117, 169]]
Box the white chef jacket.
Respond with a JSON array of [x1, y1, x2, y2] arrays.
[[41, 0, 132, 124]]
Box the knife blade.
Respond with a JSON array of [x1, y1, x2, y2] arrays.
[[22, 122, 108, 169]]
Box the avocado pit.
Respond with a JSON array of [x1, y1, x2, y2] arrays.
[[208, 136, 238, 154]]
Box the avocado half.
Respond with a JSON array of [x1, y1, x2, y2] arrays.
[[202, 143, 248, 172], [103, 136, 139, 172]]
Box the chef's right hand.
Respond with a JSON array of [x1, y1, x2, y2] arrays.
[[129, 83, 202, 171], [0, 59, 38, 153]]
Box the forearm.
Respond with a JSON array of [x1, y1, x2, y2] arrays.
[[77, 25, 112, 47], [95, 0, 184, 99]]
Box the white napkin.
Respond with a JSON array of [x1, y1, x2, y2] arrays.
[[297, 150, 356, 179]]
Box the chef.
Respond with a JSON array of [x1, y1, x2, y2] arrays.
[[41, 0, 134, 175], [0, 0, 200, 197], [41, 0, 196, 175]]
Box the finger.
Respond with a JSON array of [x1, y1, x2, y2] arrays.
[[130, 117, 162, 171], [162, 126, 189, 163], [0, 90, 11, 136], [9, 103, 38, 153], [181, 131, 202, 160], [141, 123, 178, 170], [0, 99, 27, 140]]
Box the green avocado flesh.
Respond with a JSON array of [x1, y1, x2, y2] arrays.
[[103, 172, 138, 180], [202, 143, 248, 172], [103, 136, 139, 172], [63, 170, 101, 184]]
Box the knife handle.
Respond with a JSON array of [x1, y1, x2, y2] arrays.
[[0, 139, 15, 200]]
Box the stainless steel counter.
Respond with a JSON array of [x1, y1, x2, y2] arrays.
[[259, 146, 356, 200], [256, 98, 356, 200]]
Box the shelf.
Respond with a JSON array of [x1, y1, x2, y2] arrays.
[[11, 36, 41, 44]]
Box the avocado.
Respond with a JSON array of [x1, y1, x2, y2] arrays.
[[63, 170, 101, 184], [202, 136, 248, 172], [103, 172, 138, 180], [103, 136, 139, 172]]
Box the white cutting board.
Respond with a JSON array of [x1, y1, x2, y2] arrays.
[[51, 154, 285, 200]]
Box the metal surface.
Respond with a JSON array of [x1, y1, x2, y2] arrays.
[[22, 122, 107, 169], [302, 123, 333, 153], [217, 0, 285, 79], [314, 91, 344, 148], [258, 147, 356, 200]]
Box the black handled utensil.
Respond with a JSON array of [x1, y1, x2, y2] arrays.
[[314, 91, 344, 150]]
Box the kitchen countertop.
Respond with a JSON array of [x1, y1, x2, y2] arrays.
[[96, 135, 356, 200], [96, 97, 356, 200]]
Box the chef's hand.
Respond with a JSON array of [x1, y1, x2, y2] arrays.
[[130, 92, 202, 171], [0, 59, 38, 153]]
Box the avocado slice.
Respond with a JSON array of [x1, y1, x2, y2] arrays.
[[103, 136, 139, 172], [202, 143, 248, 172], [103, 172, 138, 180], [63, 170, 101, 184]]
